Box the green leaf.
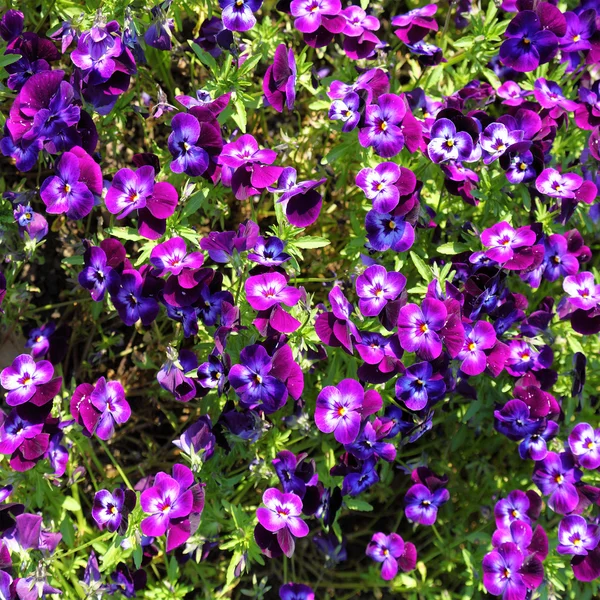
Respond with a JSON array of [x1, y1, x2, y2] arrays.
[[232, 95, 247, 133], [189, 42, 217, 72], [181, 188, 208, 218], [345, 498, 373, 511], [0, 53, 21, 68], [437, 242, 471, 255], [410, 251, 432, 282], [62, 255, 84, 265], [293, 236, 330, 249], [62, 496, 81, 512], [105, 227, 145, 242]]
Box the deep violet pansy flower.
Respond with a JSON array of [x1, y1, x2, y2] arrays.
[[365, 209, 416, 253], [499, 11, 559, 72], [40, 148, 101, 220], [92, 488, 136, 534], [532, 451, 582, 514], [568, 422, 600, 469], [563, 272, 600, 310], [247, 236, 290, 266], [263, 44, 296, 113], [358, 93, 406, 158], [427, 118, 473, 164], [168, 113, 210, 177], [397, 298, 447, 361], [219, 0, 263, 32], [0, 355, 54, 406], [366, 532, 416, 580], [556, 515, 600, 556], [256, 488, 309, 558], [244, 272, 302, 311], [482, 542, 544, 599], [355, 265, 406, 317], [150, 237, 204, 277], [268, 167, 326, 228], [315, 378, 373, 444], [518, 420, 559, 461], [404, 482, 449, 526], [90, 377, 131, 440], [107, 269, 160, 326], [395, 361, 445, 411], [457, 320, 496, 376], [228, 344, 288, 413], [279, 583, 314, 600]]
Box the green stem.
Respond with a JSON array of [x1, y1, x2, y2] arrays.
[[53, 531, 113, 560], [97, 439, 133, 489]]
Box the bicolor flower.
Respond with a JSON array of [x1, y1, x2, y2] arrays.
[[395, 361, 445, 411], [90, 377, 131, 440], [535, 168, 590, 200], [358, 93, 406, 158], [345, 421, 396, 462], [568, 422, 600, 470], [329, 92, 361, 132], [479, 122, 523, 164], [219, 0, 263, 32], [404, 482, 449, 526], [556, 515, 600, 556], [392, 5, 438, 44], [427, 118, 473, 164], [0, 354, 57, 407], [92, 488, 136, 534], [479, 221, 536, 269], [256, 488, 309, 558], [247, 236, 290, 266], [355, 265, 406, 317], [533, 78, 578, 115], [532, 451, 581, 514], [518, 420, 559, 461], [397, 298, 447, 360]]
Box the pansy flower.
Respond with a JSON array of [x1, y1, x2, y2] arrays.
[[532, 451, 582, 514], [150, 237, 204, 277], [290, 0, 341, 34], [427, 118, 473, 164], [247, 236, 290, 267], [535, 168, 597, 204], [108, 269, 160, 326], [245, 272, 302, 311], [0, 354, 58, 407], [479, 122, 523, 164], [392, 5, 438, 44], [256, 488, 309, 558], [355, 265, 406, 317], [219, 0, 263, 31], [556, 515, 600, 556], [90, 377, 131, 441], [457, 321, 497, 376], [92, 488, 136, 534], [395, 361, 445, 411], [404, 481, 449, 526], [329, 92, 361, 132], [359, 93, 407, 158], [563, 272, 600, 310], [366, 532, 416, 580], [263, 44, 296, 113], [397, 298, 447, 360], [568, 422, 600, 470]]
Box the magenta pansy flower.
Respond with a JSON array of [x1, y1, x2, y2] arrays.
[[150, 237, 204, 277], [568, 422, 600, 469], [563, 272, 600, 310], [355, 265, 406, 317], [457, 320, 496, 376], [90, 377, 131, 440], [366, 532, 415, 580], [0, 354, 54, 406], [245, 272, 302, 311]]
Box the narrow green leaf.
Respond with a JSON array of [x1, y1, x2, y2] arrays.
[[189, 42, 217, 72], [437, 242, 471, 255], [410, 251, 432, 281]]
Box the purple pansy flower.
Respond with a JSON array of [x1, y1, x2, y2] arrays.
[[499, 11, 559, 72], [272, 450, 317, 498], [404, 482, 449, 526], [173, 416, 216, 468], [229, 344, 288, 413], [479, 122, 524, 164], [482, 542, 544, 599], [395, 361, 445, 411], [247, 236, 290, 266], [256, 488, 309, 558], [315, 379, 368, 444], [427, 118, 473, 164], [494, 490, 540, 529], [140, 464, 204, 551], [245, 272, 302, 311], [556, 515, 600, 555], [392, 5, 438, 44], [366, 532, 415, 580], [518, 420, 559, 461], [356, 163, 416, 213], [291, 0, 341, 33], [168, 113, 210, 177], [397, 299, 447, 360], [92, 488, 136, 534], [568, 422, 600, 469], [329, 92, 361, 132], [90, 377, 131, 440], [263, 44, 296, 112], [345, 421, 396, 462], [494, 400, 540, 441], [108, 269, 160, 326], [78, 244, 114, 302], [479, 221, 537, 269], [219, 0, 263, 32], [355, 265, 406, 317], [542, 233, 579, 282], [40, 149, 99, 220], [150, 237, 204, 277], [0, 354, 54, 407], [536, 168, 597, 204], [563, 272, 600, 310], [457, 320, 496, 376], [105, 165, 155, 218], [533, 78, 578, 115], [267, 167, 326, 228], [532, 451, 582, 514], [559, 10, 596, 53], [365, 209, 416, 253], [358, 93, 406, 158]]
